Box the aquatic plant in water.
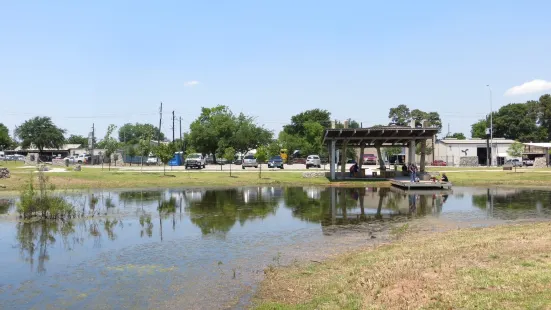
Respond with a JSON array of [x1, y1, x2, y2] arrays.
[[17, 172, 75, 220]]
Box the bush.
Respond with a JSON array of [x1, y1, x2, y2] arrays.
[[17, 172, 75, 220]]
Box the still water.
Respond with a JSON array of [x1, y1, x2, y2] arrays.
[[1, 186, 550, 309]]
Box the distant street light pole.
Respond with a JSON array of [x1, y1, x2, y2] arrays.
[[487, 85, 493, 166]]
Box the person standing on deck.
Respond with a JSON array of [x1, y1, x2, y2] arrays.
[[409, 163, 417, 183]]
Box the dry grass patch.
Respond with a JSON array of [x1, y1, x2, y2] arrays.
[[255, 222, 551, 309]]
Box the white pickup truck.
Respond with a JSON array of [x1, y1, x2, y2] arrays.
[[185, 153, 206, 169], [146, 156, 158, 166]]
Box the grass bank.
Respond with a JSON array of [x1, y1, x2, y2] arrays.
[[255, 222, 551, 309], [0, 169, 386, 192], [430, 169, 551, 187], [3, 164, 551, 192]]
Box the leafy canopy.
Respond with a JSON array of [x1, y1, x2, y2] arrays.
[[447, 132, 466, 140], [0, 123, 13, 150], [66, 134, 89, 148], [118, 123, 163, 145], [15, 117, 66, 152], [507, 141, 524, 158]]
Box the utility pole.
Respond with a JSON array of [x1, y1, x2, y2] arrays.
[[487, 85, 493, 166], [447, 123, 450, 137], [179, 116, 183, 153], [91, 123, 95, 150], [158, 102, 163, 147], [172, 110, 175, 142]]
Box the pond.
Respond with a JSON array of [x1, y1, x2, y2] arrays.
[[1, 186, 550, 309]]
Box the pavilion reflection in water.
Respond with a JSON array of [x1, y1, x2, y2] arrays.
[[321, 187, 450, 228]]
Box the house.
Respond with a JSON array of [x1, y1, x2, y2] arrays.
[[434, 138, 515, 166], [4, 144, 84, 161]]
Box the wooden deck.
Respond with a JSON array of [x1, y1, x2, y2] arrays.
[[390, 180, 453, 190]]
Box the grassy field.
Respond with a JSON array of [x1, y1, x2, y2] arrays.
[[255, 222, 551, 309], [3, 161, 551, 192], [0, 166, 385, 193]]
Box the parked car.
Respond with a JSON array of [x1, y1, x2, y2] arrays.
[[76, 154, 90, 164], [523, 159, 534, 166], [363, 154, 377, 165], [146, 156, 158, 166], [63, 156, 77, 164], [306, 155, 321, 169], [233, 159, 243, 165], [242, 154, 258, 169], [185, 153, 206, 169], [431, 160, 447, 166], [505, 159, 523, 167], [13, 154, 25, 161], [268, 156, 284, 169]]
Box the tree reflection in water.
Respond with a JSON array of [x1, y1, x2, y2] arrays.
[[185, 188, 278, 235], [15, 218, 124, 274], [0, 199, 11, 214], [16, 221, 75, 274]]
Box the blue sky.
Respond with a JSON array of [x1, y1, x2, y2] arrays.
[[1, 0, 551, 140]]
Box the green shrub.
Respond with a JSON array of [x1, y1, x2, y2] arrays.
[[17, 172, 75, 220]]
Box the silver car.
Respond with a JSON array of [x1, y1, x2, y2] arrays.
[[306, 155, 321, 168], [242, 154, 258, 169]]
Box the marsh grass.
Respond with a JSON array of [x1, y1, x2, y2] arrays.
[[255, 222, 551, 309], [17, 172, 75, 220]]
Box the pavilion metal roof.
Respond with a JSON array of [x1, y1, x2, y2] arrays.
[[323, 126, 439, 147]]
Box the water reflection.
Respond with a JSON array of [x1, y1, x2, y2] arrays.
[[0, 198, 11, 214], [4, 187, 551, 278], [185, 188, 278, 235]]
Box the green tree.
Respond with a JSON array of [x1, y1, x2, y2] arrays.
[[388, 105, 411, 126], [448, 132, 466, 140], [301, 121, 325, 156], [16, 117, 66, 157], [507, 141, 524, 173], [65, 134, 88, 148], [118, 123, 164, 145], [539, 94, 551, 140], [137, 136, 152, 169], [0, 123, 13, 150], [492, 102, 546, 142], [335, 119, 360, 129], [254, 146, 268, 179], [189, 105, 235, 163], [102, 124, 119, 171], [126, 145, 137, 166], [226, 113, 273, 160], [266, 140, 281, 158], [471, 119, 488, 139], [223, 147, 236, 177], [154, 143, 175, 175], [283, 109, 331, 136]]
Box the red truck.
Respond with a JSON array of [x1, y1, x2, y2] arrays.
[[363, 154, 377, 165]]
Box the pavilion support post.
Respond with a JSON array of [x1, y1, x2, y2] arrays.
[[358, 142, 365, 171], [330, 140, 336, 180], [420, 139, 427, 172], [340, 141, 348, 179], [409, 140, 416, 165]]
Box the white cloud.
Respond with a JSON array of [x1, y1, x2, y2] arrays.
[[505, 79, 551, 96], [184, 80, 199, 87]]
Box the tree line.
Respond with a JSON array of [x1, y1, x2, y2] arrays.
[[15, 95, 551, 172], [471, 94, 551, 142], [1, 104, 441, 166]]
